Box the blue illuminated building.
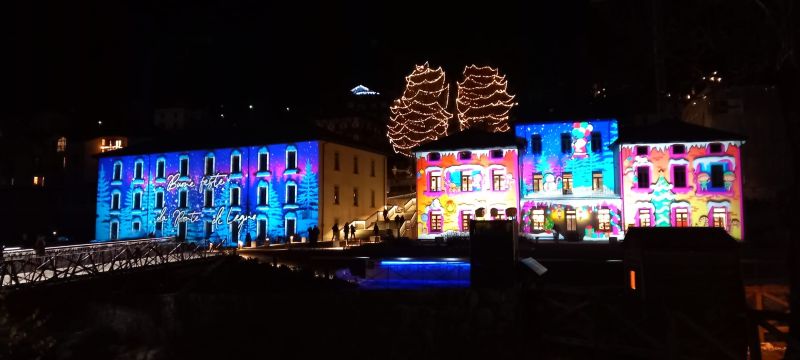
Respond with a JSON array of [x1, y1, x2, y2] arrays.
[[95, 133, 387, 245], [515, 120, 624, 240]]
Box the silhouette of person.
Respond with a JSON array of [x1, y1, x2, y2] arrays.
[[34, 235, 46, 256], [383, 207, 389, 222], [350, 224, 356, 242], [332, 222, 339, 241], [394, 215, 402, 238], [373, 223, 379, 238], [312, 225, 320, 244], [343, 222, 350, 241]]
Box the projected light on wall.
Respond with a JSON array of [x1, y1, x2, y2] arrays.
[[96, 142, 319, 244], [619, 141, 744, 239], [415, 148, 519, 239]]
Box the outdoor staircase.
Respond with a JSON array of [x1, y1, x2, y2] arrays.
[[349, 194, 417, 241]]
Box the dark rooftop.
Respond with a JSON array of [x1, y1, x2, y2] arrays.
[[412, 128, 523, 153], [614, 120, 746, 145], [623, 227, 739, 252], [98, 126, 387, 157]]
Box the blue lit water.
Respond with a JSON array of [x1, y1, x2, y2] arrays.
[[357, 259, 471, 289]]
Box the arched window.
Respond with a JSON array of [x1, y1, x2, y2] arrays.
[[134, 159, 144, 180], [284, 212, 297, 237], [111, 190, 121, 210], [231, 150, 242, 173], [204, 153, 215, 176], [113, 161, 123, 181], [286, 145, 297, 170], [156, 157, 166, 179], [258, 147, 270, 173], [110, 220, 120, 240], [285, 180, 297, 204], [230, 185, 241, 207], [133, 189, 143, 210]]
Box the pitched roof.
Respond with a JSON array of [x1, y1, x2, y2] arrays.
[[412, 129, 523, 153], [98, 125, 387, 158], [614, 120, 745, 145]]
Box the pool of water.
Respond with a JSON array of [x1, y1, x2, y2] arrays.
[[338, 258, 471, 289]]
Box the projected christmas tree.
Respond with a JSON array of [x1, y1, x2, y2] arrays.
[[96, 165, 110, 239], [651, 175, 675, 227], [267, 178, 284, 238], [456, 65, 516, 132], [388, 62, 451, 156], [297, 159, 319, 231]]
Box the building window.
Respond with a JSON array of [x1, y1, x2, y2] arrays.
[[590, 132, 602, 152], [637, 166, 650, 189], [709, 143, 723, 154], [370, 159, 375, 177], [257, 219, 267, 239], [428, 152, 441, 161], [156, 159, 165, 179], [57, 137, 67, 152], [155, 191, 164, 209], [530, 135, 542, 155], [711, 164, 724, 188], [371, 190, 376, 208], [490, 149, 504, 159], [205, 221, 213, 239], [204, 189, 214, 208], [231, 153, 241, 173], [333, 186, 339, 205], [258, 152, 269, 172], [461, 212, 473, 232], [458, 151, 471, 160], [712, 208, 727, 229], [672, 144, 686, 154], [111, 193, 121, 210], [285, 217, 296, 237], [430, 170, 442, 192], [565, 209, 577, 231], [110, 221, 119, 240], [562, 173, 573, 195], [179, 190, 188, 208], [532, 209, 545, 231], [598, 208, 611, 232], [353, 155, 359, 174], [533, 173, 543, 192], [673, 165, 687, 188], [430, 213, 443, 233], [353, 187, 359, 206], [286, 148, 297, 170], [258, 185, 267, 206], [229, 222, 239, 241], [592, 171, 603, 192], [178, 222, 187, 240], [461, 172, 472, 192], [560, 133, 571, 153], [133, 191, 142, 210], [230, 187, 240, 207], [675, 208, 689, 227], [334, 152, 340, 171], [113, 162, 122, 181], [134, 160, 143, 180], [33, 176, 45, 187], [492, 169, 505, 191], [180, 158, 189, 177], [205, 155, 215, 175], [155, 221, 163, 232], [638, 209, 651, 227], [286, 184, 296, 204], [132, 221, 141, 232], [635, 146, 648, 156]]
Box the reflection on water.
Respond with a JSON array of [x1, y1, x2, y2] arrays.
[[339, 258, 471, 289]]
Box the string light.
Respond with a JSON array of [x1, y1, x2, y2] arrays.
[[456, 65, 516, 133], [388, 62, 451, 156]]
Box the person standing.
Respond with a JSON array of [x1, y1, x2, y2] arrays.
[[373, 222, 379, 240], [350, 224, 356, 244], [394, 215, 402, 238], [383, 207, 389, 222], [343, 222, 350, 241], [331, 222, 339, 242]]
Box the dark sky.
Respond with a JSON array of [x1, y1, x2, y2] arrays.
[[9, 0, 663, 127]]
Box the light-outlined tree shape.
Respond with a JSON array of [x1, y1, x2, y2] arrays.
[[388, 62, 451, 156], [266, 178, 284, 238], [456, 65, 516, 132]]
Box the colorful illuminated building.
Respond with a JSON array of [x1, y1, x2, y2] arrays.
[[95, 134, 386, 245], [413, 130, 521, 239], [515, 120, 624, 240], [616, 122, 745, 239]]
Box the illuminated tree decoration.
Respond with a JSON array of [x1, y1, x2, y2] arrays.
[[650, 175, 675, 227], [456, 65, 516, 132], [388, 62, 451, 156]]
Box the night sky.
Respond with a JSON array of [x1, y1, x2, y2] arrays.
[[9, 0, 779, 128]]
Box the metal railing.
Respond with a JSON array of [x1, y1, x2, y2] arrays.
[[0, 238, 219, 287]]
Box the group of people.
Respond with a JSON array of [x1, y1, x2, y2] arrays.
[[306, 225, 321, 244], [330, 222, 357, 242]]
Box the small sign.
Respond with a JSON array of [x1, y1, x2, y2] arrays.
[[521, 257, 548, 276]]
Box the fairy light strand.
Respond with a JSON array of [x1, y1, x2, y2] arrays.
[[456, 65, 516, 133]]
